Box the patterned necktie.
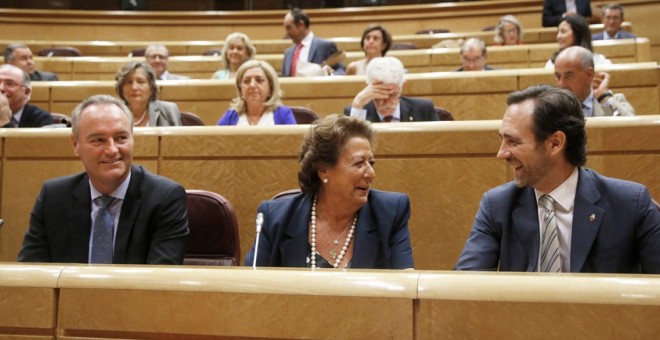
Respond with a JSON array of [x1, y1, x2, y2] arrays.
[[539, 195, 561, 272], [291, 43, 303, 77], [382, 115, 394, 122], [90, 195, 116, 264]]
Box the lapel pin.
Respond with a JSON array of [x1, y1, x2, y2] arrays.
[[589, 214, 596, 222], [409, 116, 413, 121]]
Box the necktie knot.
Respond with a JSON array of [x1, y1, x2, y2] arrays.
[[97, 195, 115, 209], [538, 194, 555, 211], [382, 115, 394, 122]]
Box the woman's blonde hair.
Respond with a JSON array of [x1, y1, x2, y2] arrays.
[[230, 60, 282, 115], [221, 32, 256, 70]]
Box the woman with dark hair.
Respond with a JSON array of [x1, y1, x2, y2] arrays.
[[115, 61, 182, 126], [545, 15, 611, 68], [346, 25, 392, 76], [244, 115, 414, 269]]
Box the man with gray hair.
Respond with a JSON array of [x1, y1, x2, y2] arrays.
[[144, 44, 190, 80], [18, 94, 189, 264], [344, 56, 437, 123], [0, 64, 51, 127], [554, 45, 634, 116], [455, 38, 496, 71], [4, 44, 59, 81], [592, 4, 636, 40]]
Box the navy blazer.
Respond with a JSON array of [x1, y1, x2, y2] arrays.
[[592, 31, 637, 40], [281, 36, 346, 76], [18, 165, 190, 264], [18, 103, 52, 127], [542, 0, 592, 27], [343, 96, 439, 123], [244, 190, 414, 269], [455, 168, 660, 273], [29, 70, 59, 81]]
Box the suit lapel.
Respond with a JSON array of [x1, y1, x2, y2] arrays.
[[365, 102, 382, 122], [70, 176, 92, 262], [570, 169, 604, 272], [351, 203, 379, 268], [279, 195, 313, 267], [147, 101, 160, 126], [511, 189, 540, 271], [399, 97, 412, 122], [283, 46, 294, 76], [308, 37, 319, 62], [113, 165, 143, 263]]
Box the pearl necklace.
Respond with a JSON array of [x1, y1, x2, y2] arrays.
[[310, 195, 357, 269], [134, 110, 148, 126]]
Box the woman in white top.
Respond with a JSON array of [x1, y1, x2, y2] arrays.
[[346, 25, 392, 76], [212, 32, 256, 80], [216, 60, 295, 126], [545, 15, 611, 69]]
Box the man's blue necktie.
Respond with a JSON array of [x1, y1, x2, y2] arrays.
[[90, 195, 116, 264]]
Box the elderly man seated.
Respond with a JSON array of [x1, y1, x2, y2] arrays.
[[344, 57, 437, 123]]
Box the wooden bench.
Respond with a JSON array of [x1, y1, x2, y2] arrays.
[[31, 38, 651, 81], [1, 117, 658, 270], [0, 22, 634, 57], [1, 0, 658, 60], [29, 62, 659, 124]]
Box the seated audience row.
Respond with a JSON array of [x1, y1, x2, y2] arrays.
[[15, 86, 658, 272]]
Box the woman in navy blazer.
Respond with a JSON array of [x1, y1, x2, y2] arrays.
[[244, 115, 414, 269]]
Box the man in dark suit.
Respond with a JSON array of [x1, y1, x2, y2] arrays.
[[0, 64, 52, 127], [542, 0, 592, 27], [4, 44, 59, 81], [281, 8, 345, 77], [18, 95, 189, 264], [592, 4, 637, 40], [455, 85, 660, 273], [144, 44, 191, 80], [455, 38, 497, 72], [344, 56, 438, 123]]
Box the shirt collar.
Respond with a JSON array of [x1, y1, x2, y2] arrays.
[[301, 31, 314, 47], [534, 167, 579, 213], [376, 103, 401, 122], [582, 90, 594, 117], [13, 105, 25, 123], [160, 70, 170, 80], [89, 171, 131, 201]]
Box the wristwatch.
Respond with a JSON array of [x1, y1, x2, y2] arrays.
[[597, 90, 613, 103]]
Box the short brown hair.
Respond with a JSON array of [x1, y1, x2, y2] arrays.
[[115, 61, 158, 103], [298, 115, 376, 195]]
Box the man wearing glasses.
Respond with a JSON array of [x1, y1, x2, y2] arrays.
[[0, 64, 51, 128], [455, 38, 497, 72], [144, 44, 190, 81]]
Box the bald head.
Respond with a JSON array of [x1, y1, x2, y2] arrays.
[[554, 46, 594, 102]]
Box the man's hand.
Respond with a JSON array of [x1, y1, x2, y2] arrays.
[[351, 82, 397, 109], [593, 71, 611, 100]]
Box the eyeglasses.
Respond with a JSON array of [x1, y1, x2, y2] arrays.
[[0, 79, 24, 89], [461, 55, 484, 63], [146, 54, 168, 60], [504, 28, 518, 35]]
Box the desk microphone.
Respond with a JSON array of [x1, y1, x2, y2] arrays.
[[252, 212, 264, 269]]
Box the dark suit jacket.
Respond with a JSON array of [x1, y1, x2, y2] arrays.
[[455, 168, 660, 273], [281, 36, 346, 76], [592, 31, 637, 40], [18, 103, 52, 127], [244, 190, 414, 269], [454, 64, 498, 71], [29, 70, 59, 81], [542, 0, 592, 27], [18, 165, 189, 264], [343, 96, 438, 123]]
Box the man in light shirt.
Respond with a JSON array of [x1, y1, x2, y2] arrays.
[[281, 8, 345, 77], [144, 44, 190, 80], [592, 4, 636, 40], [455, 84, 660, 273], [554, 46, 634, 116]]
